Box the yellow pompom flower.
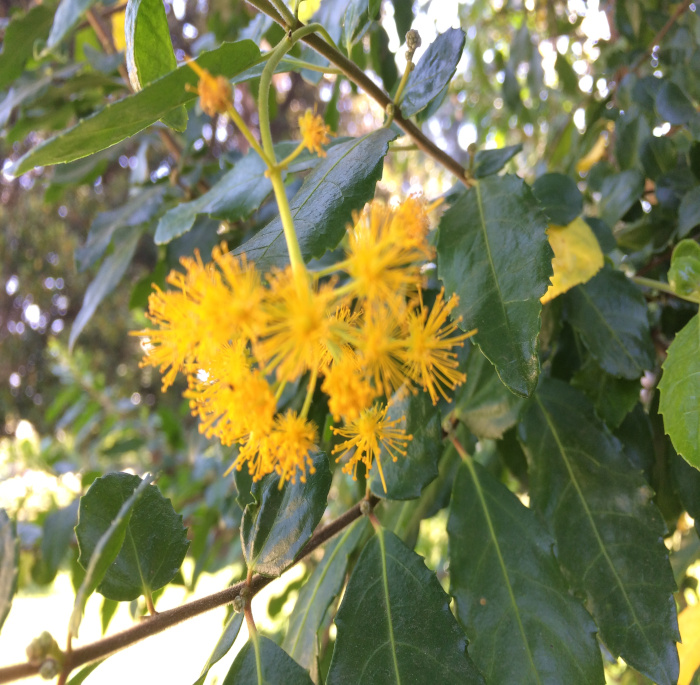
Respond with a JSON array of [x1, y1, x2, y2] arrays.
[[321, 354, 376, 422], [298, 109, 334, 157], [186, 59, 232, 117], [402, 289, 476, 404], [390, 195, 434, 254], [269, 411, 318, 484], [332, 404, 412, 493]]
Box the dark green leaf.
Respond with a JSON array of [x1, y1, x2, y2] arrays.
[[585, 217, 616, 253], [472, 144, 522, 178], [532, 172, 583, 225], [234, 465, 255, 510], [223, 636, 313, 685], [678, 187, 700, 237], [502, 64, 522, 112], [283, 520, 367, 668], [47, 0, 99, 49], [571, 358, 640, 428], [156, 154, 269, 244], [75, 472, 189, 602], [640, 136, 677, 181], [659, 313, 700, 469], [437, 174, 552, 397], [0, 510, 18, 631], [616, 115, 650, 170], [125, 0, 187, 131], [453, 345, 526, 439], [70, 474, 155, 638], [448, 459, 603, 684], [327, 528, 484, 684], [555, 52, 579, 95], [392, 0, 413, 41], [599, 170, 644, 227], [234, 129, 396, 272], [401, 28, 466, 118], [11, 41, 260, 175], [39, 500, 79, 584], [656, 81, 698, 125], [76, 185, 167, 270], [563, 266, 654, 379], [614, 404, 655, 477], [344, 0, 377, 47], [369, 388, 442, 499], [519, 378, 679, 685], [668, 239, 700, 302], [193, 612, 245, 685], [0, 5, 54, 91], [69, 224, 143, 351], [66, 661, 105, 685], [100, 597, 118, 635], [241, 452, 332, 576]]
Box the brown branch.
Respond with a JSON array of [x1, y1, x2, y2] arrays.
[[0, 496, 378, 684], [245, 0, 472, 187]]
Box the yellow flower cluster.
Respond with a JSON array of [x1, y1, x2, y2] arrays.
[[133, 198, 474, 490], [298, 109, 334, 157]]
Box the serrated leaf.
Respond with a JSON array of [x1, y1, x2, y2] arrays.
[[75, 472, 189, 602], [437, 174, 553, 397], [156, 153, 269, 244], [448, 459, 604, 684], [241, 452, 331, 577], [70, 223, 143, 350], [223, 636, 313, 685], [193, 612, 244, 685], [668, 239, 700, 302], [678, 187, 700, 237], [401, 28, 466, 118], [234, 128, 396, 271], [599, 170, 644, 227], [70, 474, 155, 638], [472, 144, 522, 178], [47, 0, 100, 49], [11, 41, 260, 175], [125, 0, 187, 131], [283, 519, 367, 668], [532, 172, 583, 225], [659, 313, 700, 469], [369, 388, 442, 499], [453, 345, 525, 439], [519, 378, 679, 685], [327, 527, 484, 684], [657, 81, 698, 125], [0, 510, 18, 631], [76, 185, 167, 270], [0, 5, 54, 91], [563, 266, 655, 379]]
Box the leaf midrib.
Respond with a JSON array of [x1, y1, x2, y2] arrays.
[[376, 528, 402, 685]]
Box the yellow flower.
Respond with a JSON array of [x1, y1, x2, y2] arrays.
[[332, 404, 412, 493], [321, 354, 376, 422], [186, 59, 232, 117], [345, 202, 427, 312], [402, 289, 476, 404], [269, 411, 318, 484], [390, 195, 434, 254], [298, 109, 334, 157]]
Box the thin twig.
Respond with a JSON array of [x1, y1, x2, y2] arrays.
[[0, 496, 378, 684]]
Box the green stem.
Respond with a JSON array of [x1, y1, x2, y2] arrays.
[[276, 140, 306, 170], [267, 0, 294, 25], [268, 168, 306, 286], [224, 103, 273, 166], [300, 366, 318, 418], [632, 275, 700, 304]]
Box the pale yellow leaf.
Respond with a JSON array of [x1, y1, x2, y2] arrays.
[[299, 0, 322, 23], [540, 216, 604, 304], [575, 130, 608, 174], [679, 603, 700, 685], [111, 1, 127, 53]]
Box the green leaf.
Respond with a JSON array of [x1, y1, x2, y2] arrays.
[[223, 636, 313, 685], [36, 499, 79, 585], [437, 174, 552, 397], [448, 459, 603, 684], [10, 41, 260, 175], [66, 661, 105, 685], [76, 185, 167, 270], [283, 520, 367, 668], [369, 388, 442, 499], [656, 81, 698, 125], [241, 452, 332, 576], [0, 510, 18, 631], [100, 597, 119, 634], [401, 28, 466, 118], [69, 223, 143, 351], [678, 187, 700, 237], [234, 128, 396, 271], [47, 0, 100, 49], [453, 345, 526, 439], [659, 313, 700, 469], [75, 472, 189, 602], [614, 404, 655, 476], [344, 0, 378, 47], [472, 144, 522, 178], [599, 170, 644, 227], [70, 474, 155, 638], [156, 153, 269, 244], [0, 5, 54, 91], [391, 0, 413, 40], [668, 239, 700, 302], [563, 266, 654, 379], [532, 172, 583, 225], [327, 527, 484, 684], [571, 358, 640, 428], [519, 378, 680, 685], [555, 52, 579, 95], [192, 612, 244, 685], [640, 136, 677, 181], [125, 0, 187, 131]]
